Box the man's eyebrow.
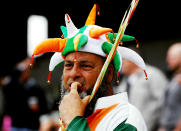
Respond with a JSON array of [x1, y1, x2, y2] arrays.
[[64, 60, 73, 63]]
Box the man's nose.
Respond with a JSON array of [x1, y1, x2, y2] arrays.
[[69, 64, 82, 79]]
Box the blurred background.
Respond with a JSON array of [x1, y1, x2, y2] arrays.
[[1, 0, 181, 77], [0, 0, 181, 130]]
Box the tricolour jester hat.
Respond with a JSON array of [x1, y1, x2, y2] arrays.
[[31, 3, 147, 83]]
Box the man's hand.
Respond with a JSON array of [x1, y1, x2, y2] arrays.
[[59, 82, 90, 127]]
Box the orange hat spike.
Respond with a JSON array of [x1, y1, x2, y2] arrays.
[[33, 38, 67, 56], [73, 34, 82, 60], [85, 4, 97, 26], [89, 27, 113, 39]]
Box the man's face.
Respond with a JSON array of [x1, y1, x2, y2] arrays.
[[63, 52, 105, 95], [166, 49, 181, 70]]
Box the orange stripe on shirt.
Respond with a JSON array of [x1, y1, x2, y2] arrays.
[[86, 104, 118, 131]]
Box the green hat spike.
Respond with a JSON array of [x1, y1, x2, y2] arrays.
[[60, 26, 67, 38], [108, 33, 135, 43]]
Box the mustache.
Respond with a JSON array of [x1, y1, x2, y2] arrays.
[[67, 78, 86, 89]]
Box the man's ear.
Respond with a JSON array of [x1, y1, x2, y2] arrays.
[[105, 63, 114, 84]]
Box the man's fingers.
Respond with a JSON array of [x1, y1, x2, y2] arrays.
[[70, 82, 80, 93], [70, 82, 90, 107], [82, 95, 90, 106]]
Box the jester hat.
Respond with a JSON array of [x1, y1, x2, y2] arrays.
[[31, 4, 147, 82]]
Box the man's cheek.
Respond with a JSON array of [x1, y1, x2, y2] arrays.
[[63, 79, 69, 89]]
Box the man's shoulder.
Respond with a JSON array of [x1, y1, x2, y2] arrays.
[[127, 103, 144, 120], [126, 103, 147, 131]]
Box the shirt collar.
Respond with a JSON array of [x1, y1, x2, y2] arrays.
[[94, 92, 128, 111]]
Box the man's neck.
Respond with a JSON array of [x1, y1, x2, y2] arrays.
[[106, 85, 113, 96]]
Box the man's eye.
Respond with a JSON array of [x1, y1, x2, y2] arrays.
[[81, 64, 93, 69], [64, 64, 73, 68]]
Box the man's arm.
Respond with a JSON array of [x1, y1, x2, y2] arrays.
[[66, 116, 137, 131], [67, 116, 90, 131]]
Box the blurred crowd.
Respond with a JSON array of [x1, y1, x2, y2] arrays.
[[0, 42, 181, 131], [0, 58, 60, 131]]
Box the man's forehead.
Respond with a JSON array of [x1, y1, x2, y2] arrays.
[[65, 52, 105, 62]]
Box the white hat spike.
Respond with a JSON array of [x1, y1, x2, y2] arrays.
[[117, 46, 148, 80], [65, 14, 79, 38]]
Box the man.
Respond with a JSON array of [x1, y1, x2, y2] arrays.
[[113, 47, 167, 131], [58, 51, 147, 131], [31, 3, 148, 130], [159, 43, 181, 131]]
